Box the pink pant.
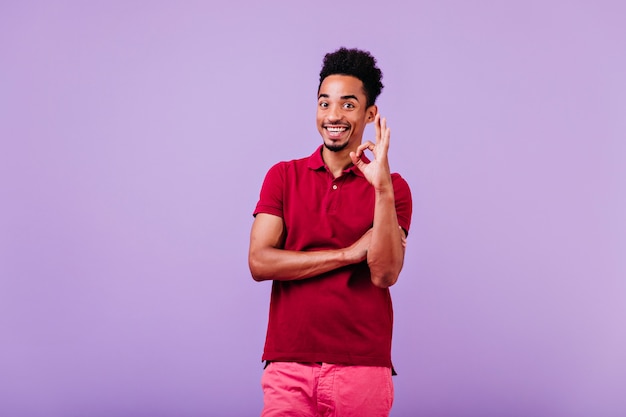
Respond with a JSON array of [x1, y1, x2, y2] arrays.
[[261, 362, 394, 417]]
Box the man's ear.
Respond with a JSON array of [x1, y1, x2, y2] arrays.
[[366, 105, 378, 123]]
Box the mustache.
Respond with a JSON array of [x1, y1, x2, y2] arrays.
[[323, 122, 350, 127]]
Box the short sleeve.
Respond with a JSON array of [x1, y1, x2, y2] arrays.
[[253, 162, 286, 218], [392, 174, 412, 236]]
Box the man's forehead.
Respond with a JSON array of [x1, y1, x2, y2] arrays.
[[318, 75, 366, 98]]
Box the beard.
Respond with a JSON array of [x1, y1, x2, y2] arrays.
[[323, 140, 349, 153]]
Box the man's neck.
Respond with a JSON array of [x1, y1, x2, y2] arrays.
[[322, 146, 355, 178]]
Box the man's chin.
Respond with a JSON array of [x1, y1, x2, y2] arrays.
[[324, 140, 349, 153]]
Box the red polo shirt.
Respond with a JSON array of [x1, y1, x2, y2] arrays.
[[253, 145, 412, 368]]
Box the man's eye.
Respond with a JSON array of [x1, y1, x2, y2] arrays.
[[343, 103, 354, 109], [319, 102, 328, 108]]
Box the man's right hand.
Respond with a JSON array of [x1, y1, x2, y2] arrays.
[[344, 228, 373, 264]]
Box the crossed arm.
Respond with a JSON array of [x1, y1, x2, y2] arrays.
[[248, 213, 376, 282], [248, 213, 405, 288], [350, 114, 406, 287]]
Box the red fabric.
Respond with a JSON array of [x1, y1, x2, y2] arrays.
[[261, 362, 394, 417], [254, 145, 412, 367]]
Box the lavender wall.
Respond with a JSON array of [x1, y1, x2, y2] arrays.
[[1, 1, 624, 416]]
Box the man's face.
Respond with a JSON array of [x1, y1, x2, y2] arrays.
[[317, 74, 376, 153]]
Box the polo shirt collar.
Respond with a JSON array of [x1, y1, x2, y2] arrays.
[[307, 145, 369, 178]]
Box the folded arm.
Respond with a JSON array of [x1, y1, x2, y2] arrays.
[[350, 114, 407, 288], [248, 213, 372, 282], [366, 188, 406, 288]]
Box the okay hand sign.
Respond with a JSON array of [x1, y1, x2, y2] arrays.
[[350, 114, 393, 192]]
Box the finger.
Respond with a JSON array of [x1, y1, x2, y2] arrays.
[[350, 145, 369, 166], [375, 113, 381, 140], [374, 117, 389, 154], [349, 151, 360, 165], [380, 117, 390, 145], [355, 141, 375, 157]]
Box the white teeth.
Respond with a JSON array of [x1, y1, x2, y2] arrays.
[[327, 127, 347, 132]]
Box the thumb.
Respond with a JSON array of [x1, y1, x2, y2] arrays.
[[350, 151, 366, 169]]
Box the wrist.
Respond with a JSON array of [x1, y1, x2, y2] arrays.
[[374, 185, 395, 198]]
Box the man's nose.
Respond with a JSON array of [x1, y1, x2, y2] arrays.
[[328, 104, 342, 121]]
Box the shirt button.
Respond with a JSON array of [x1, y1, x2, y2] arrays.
[[332, 184, 338, 190]]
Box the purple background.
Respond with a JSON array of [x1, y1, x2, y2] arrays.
[[1, 1, 625, 416]]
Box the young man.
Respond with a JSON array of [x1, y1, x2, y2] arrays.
[[249, 47, 412, 417]]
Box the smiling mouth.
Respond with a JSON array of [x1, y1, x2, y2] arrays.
[[324, 125, 348, 138]]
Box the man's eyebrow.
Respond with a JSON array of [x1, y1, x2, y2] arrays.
[[317, 93, 359, 101]]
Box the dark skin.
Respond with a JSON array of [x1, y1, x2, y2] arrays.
[[248, 75, 406, 288]]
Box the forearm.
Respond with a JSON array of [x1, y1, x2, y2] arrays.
[[249, 246, 361, 282], [367, 187, 405, 288]]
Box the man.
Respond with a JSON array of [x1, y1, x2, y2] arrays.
[[249, 47, 412, 417]]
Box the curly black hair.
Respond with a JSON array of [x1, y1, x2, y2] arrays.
[[318, 47, 384, 107]]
